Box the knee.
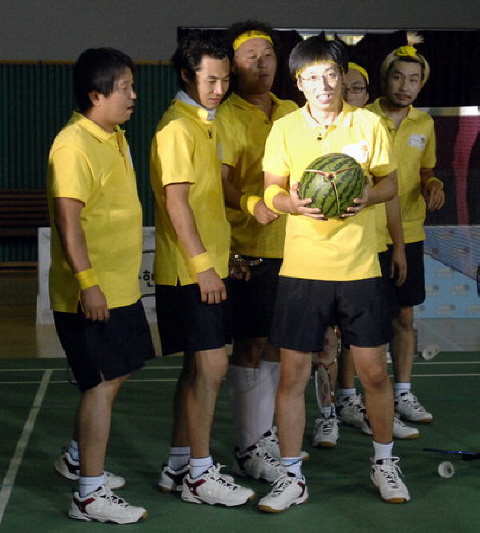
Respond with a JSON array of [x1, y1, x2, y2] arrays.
[[361, 364, 388, 392], [278, 357, 311, 394]]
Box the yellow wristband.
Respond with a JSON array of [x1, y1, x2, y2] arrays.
[[426, 176, 444, 189], [74, 268, 99, 290], [190, 252, 214, 274], [240, 194, 262, 216], [264, 184, 289, 214]]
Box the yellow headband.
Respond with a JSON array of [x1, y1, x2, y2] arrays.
[[395, 45, 419, 59], [296, 60, 339, 80], [233, 31, 273, 51], [348, 62, 369, 84]]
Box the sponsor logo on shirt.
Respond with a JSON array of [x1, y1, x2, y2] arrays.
[[408, 134, 426, 150], [342, 141, 369, 163]]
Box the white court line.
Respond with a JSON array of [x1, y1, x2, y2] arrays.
[[0, 369, 52, 524]]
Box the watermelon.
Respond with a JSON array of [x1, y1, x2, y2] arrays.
[[298, 153, 365, 217]]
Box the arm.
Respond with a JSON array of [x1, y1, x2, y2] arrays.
[[385, 194, 407, 286], [53, 197, 109, 321], [165, 182, 226, 304], [222, 163, 278, 225], [264, 171, 324, 219], [420, 168, 445, 211]]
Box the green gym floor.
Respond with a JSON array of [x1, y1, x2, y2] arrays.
[[1, 353, 480, 533]]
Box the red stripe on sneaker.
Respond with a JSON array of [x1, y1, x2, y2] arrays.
[[184, 478, 206, 496], [73, 496, 95, 514]]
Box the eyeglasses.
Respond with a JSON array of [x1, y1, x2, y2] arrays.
[[344, 86, 367, 94], [299, 71, 341, 86]]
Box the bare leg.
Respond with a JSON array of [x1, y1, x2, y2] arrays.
[[337, 346, 357, 389], [170, 355, 194, 447], [276, 349, 312, 457], [391, 306, 414, 383], [78, 375, 128, 477], [187, 347, 228, 458], [352, 346, 393, 443]]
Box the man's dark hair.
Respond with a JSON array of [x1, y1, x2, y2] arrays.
[[171, 30, 230, 90], [289, 33, 348, 79], [225, 20, 279, 52], [74, 47, 134, 113]]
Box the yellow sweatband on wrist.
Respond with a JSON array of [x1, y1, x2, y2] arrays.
[[426, 177, 444, 189], [75, 268, 99, 290], [190, 252, 214, 274], [264, 184, 289, 214], [240, 194, 262, 216]]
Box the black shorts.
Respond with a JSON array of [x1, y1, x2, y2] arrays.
[[229, 257, 282, 338], [53, 300, 155, 393], [155, 282, 231, 356], [270, 276, 392, 352], [385, 241, 426, 308], [378, 250, 401, 320]]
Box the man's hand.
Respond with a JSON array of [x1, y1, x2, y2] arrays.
[[424, 182, 445, 211], [253, 200, 278, 225], [197, 268, 227, 304], [289, 182, 325, 219], [390, 246, 407, 286], [80, 285, 110, 321], [341, 186, 369, 218]]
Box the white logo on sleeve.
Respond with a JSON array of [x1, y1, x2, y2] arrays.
[[342, 141, 369, 163], [409, 134, 426, 150]]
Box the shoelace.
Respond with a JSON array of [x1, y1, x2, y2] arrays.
[[208, 464, 238, 490], [98, 488, 130, 508], [401, 392, 425, 411], [271, 475, 294, 494], [378, 459, 403, 488], [321, 418, 335, 434]]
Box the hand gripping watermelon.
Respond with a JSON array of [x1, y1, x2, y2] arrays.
[[298, 153, 365, 217]]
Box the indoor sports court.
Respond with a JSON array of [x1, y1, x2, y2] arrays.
[[1, 1, 480, 531]]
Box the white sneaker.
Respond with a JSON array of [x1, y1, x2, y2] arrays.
[[68, 485, 147, 524], [181, 464, 255, 507], [258, 427, 310, 462], [54, 450, 125, 490], [258, 473, 309, 513], [312, 415, 339, 447], [336, 394, 365, 427], [157, 463, 189, 492], [233, 444, 285, 483], [361, 416, 420, 440], [371, 457, 410, 504], [395, 391, 433, 423]]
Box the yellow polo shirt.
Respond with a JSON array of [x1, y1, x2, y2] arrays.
[[150, 99, 230, 286], [48, 111, 142, 312], [263, 102, 396, 281], [368, 98, 436, 245], [217, 93, 297, 258]]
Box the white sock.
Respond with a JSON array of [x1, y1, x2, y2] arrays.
[[281, 457, 303, 479], [321, 405, 334, 418], [373, 441, 394, 462], [79, 474, 105, 498], [257, 360, 280, 437], [167, 446, 190, 470], [394, 383, 411, 398], [338, 388, 356, 400], [67, 439, 80, 462], [189, 456, 213, 479], [227, 365, 260, 451]]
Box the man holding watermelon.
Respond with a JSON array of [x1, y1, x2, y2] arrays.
[[368, 34, 444, 426], [257, 33, 410, 512]]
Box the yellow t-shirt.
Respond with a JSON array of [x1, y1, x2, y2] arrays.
[[368, 98, 436, 245], [48, 111, 143, 312], [217, 93, 297, 258], [263, 103, 396, 281], [150, 99, 230, 286]]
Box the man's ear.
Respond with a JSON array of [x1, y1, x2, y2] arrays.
[[89, 90, 102, 107]]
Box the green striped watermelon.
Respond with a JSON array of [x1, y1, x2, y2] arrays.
[[298, 153, 365, 217]]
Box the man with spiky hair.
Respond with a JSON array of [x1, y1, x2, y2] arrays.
[[257, 33, 410, 512], [151, 30, 255, 507], [217, 20, 298, 484], [368, 33, 444, 426]]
